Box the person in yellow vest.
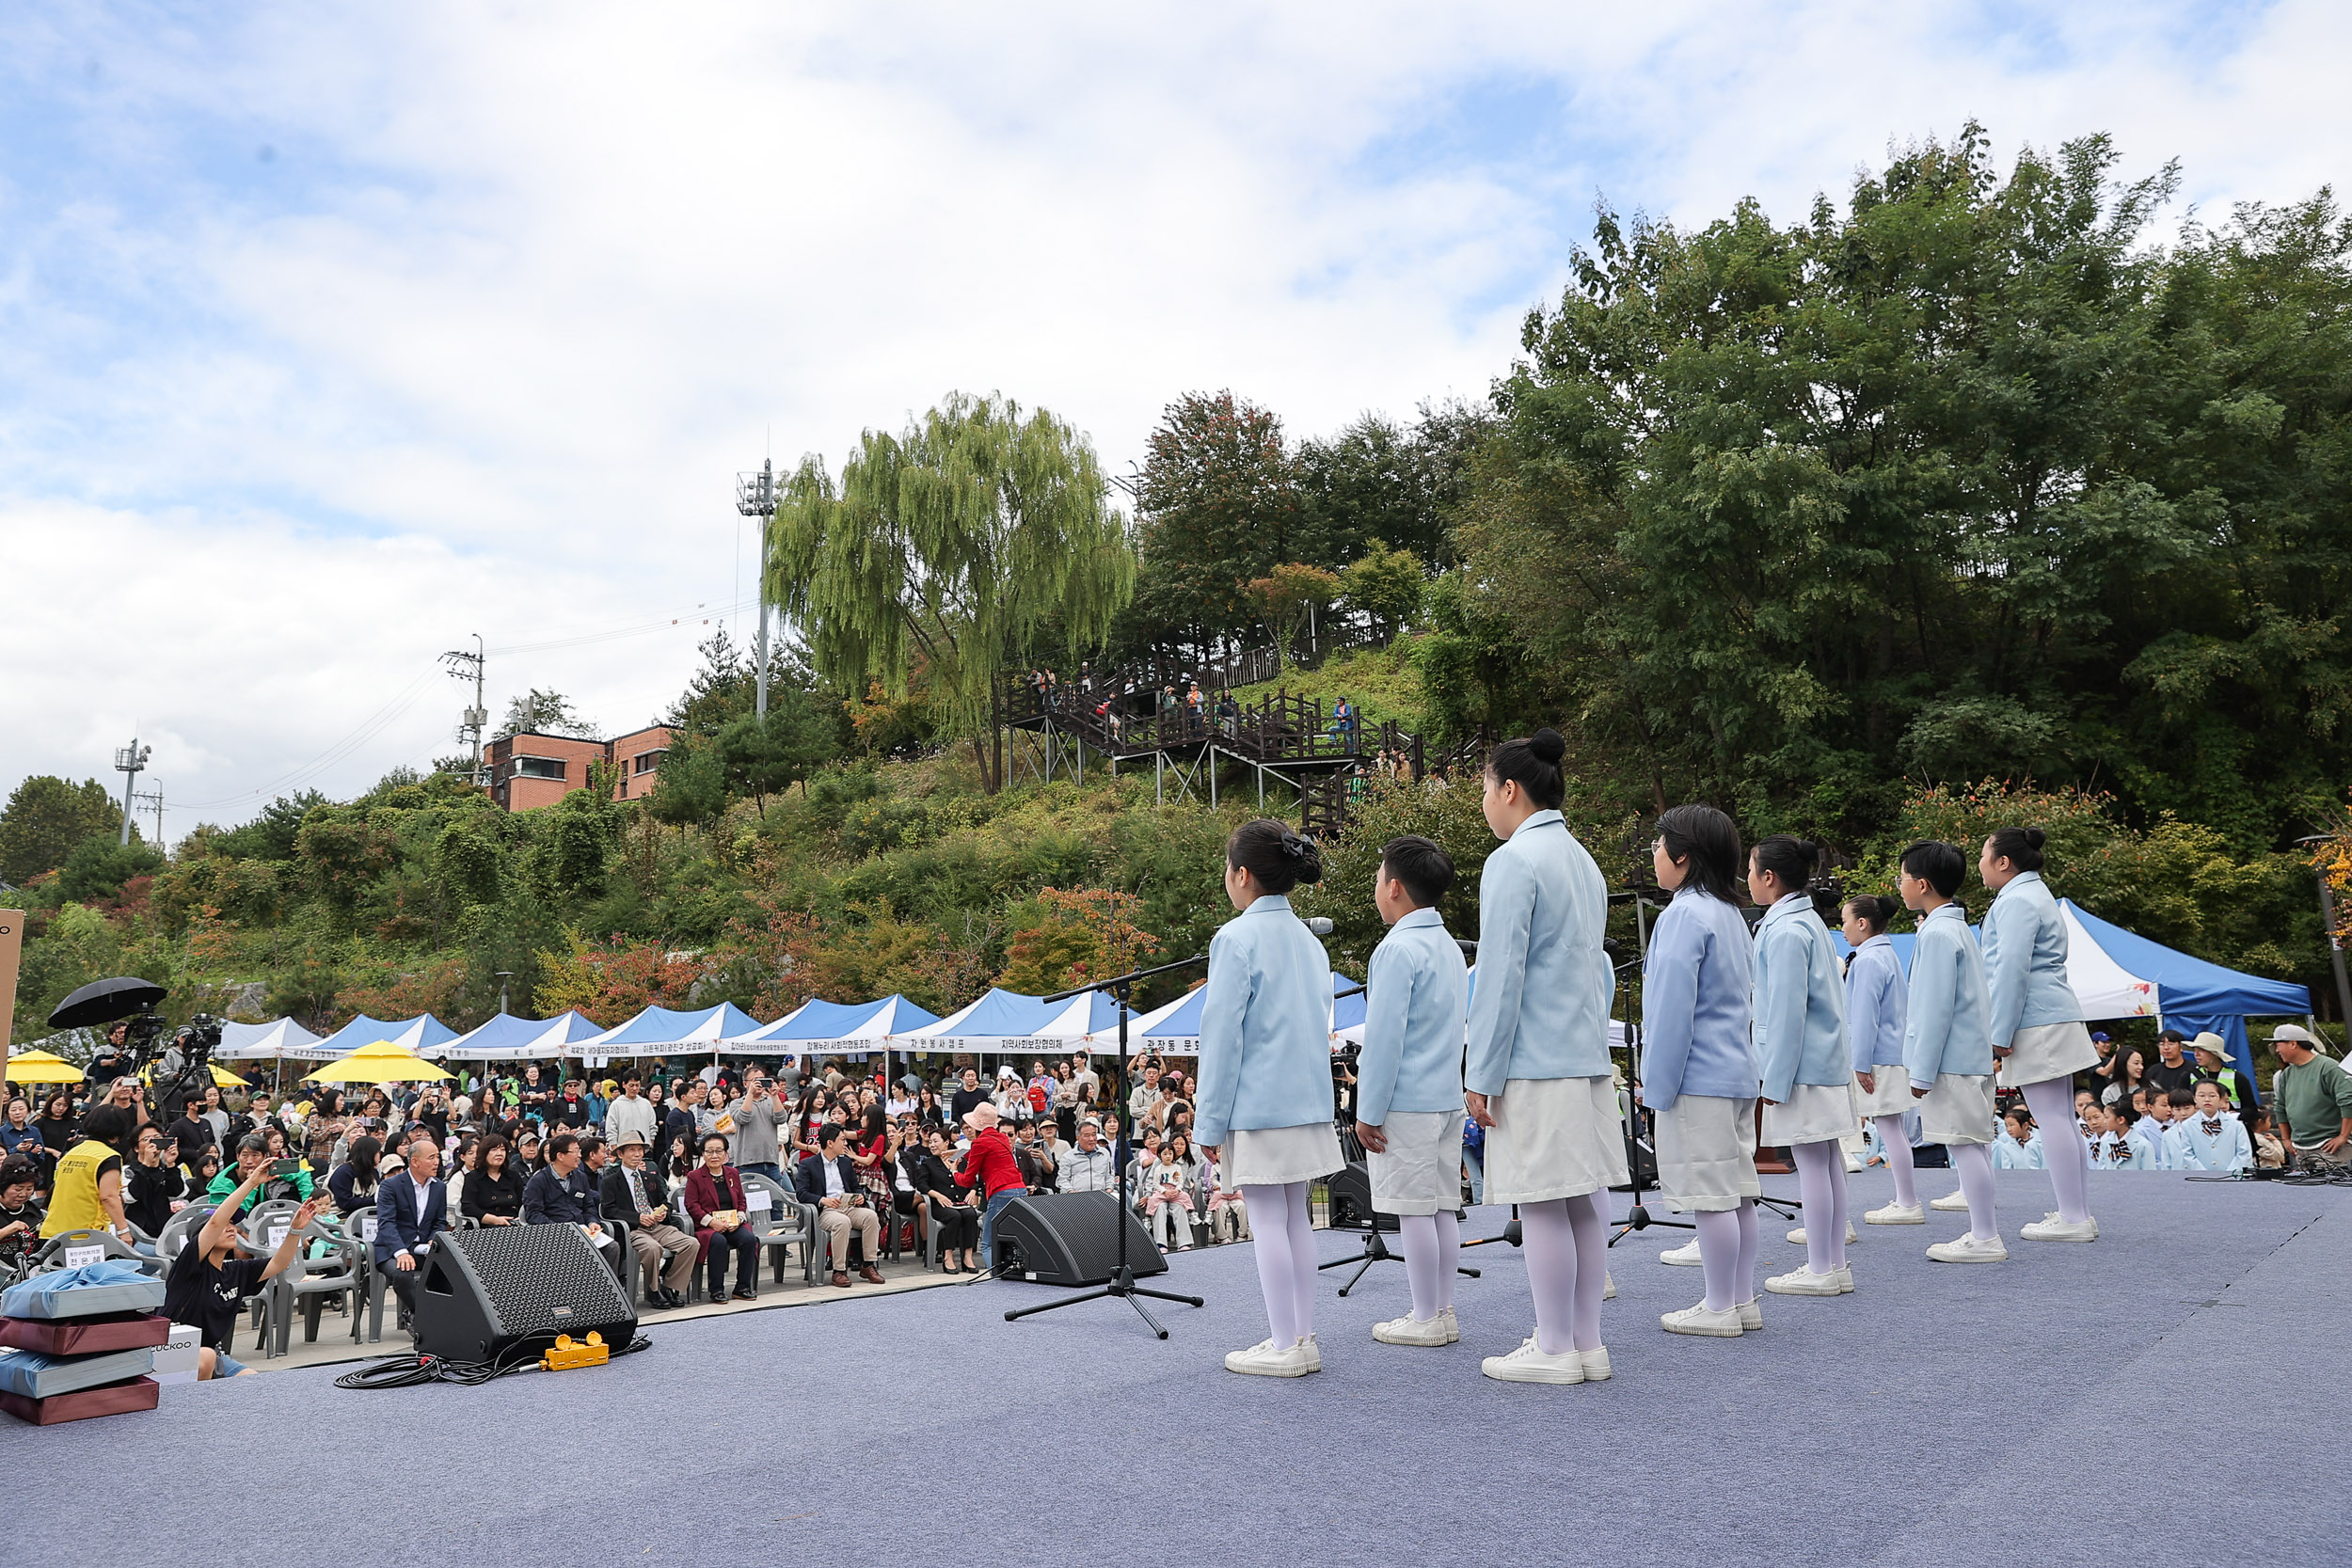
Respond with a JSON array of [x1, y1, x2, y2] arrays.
[[40, 1103, 138, 1244]]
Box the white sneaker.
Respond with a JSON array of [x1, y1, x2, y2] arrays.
[[1659, 1239, 1703, 1266], [1764, 1264, 1852, 1296], [1224, 1338, 1316, 1376], [1300, 1332, 1322, 1371], [1930, 1191, 1970, 1212], [1481, 1336, 1586, 1383], [2020, 1213, 2098, 1243], [1580, 1345, 1612, 1381], [1844, 1150, 1865, 1173], [1661, 1303, 1743, 1338], [1603, 1271, 1616, 1300], [1786, 1221, 1859, 1244], [1373, 1312, 1452, 1346], [1737, 1297, 1763, 1331], [1927, 1232, 2009, 1263], [1865, 1202, 1925, 1225], [1439, 1305, 1460, 1343]]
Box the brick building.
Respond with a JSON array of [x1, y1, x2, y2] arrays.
[[486, 724, 673, 811]]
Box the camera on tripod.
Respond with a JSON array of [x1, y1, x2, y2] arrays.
[[46, 976, 221, 1097]]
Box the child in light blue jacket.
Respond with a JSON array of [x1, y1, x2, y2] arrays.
[[1750, 835, 1856, 1298], [1899, 840, 2006, 1265], [1198, 820, 1339, 1379]]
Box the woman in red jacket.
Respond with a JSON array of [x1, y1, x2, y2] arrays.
[[684, 1132, 760, 1302], [955, 1103, 1026, 1272]]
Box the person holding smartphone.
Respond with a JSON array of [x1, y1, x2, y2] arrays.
[[165, 1164, 321, 1379]]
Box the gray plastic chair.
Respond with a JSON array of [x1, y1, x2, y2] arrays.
[[28, 1227, 159, 1275], [741, 1172, 816, 1286], [271, 1215, 360, 1354]]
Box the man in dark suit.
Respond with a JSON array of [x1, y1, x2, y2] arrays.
[[794, 1123, 882, 1287], [373, 1139, 447, 1338], [601, 1131, 695, 1308], [522, 1132, 620, 1274]]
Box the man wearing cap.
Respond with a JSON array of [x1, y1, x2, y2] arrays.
[[2268, 1025, 2352, 1169], [601, 1131, 696, 1308], [955, 1102, 1027, 1270]]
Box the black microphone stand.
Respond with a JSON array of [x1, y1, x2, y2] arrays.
[[1002, 955, 1209, 1338]]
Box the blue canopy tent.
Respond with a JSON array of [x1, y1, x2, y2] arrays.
[[731, 995, 945, 1092], [280, 1012, 457, 1062], [1126, 973, 1359, 1053], [434, 1010, 604, 1062], [898, 989, 1064, 1054], [569, 1003, 766, 1062]]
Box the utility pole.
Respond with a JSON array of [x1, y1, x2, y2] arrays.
[[441, 635, 488, 785], [737, 458, 780, 720], [133, 783, 165, 853], [113, 736, 151, 846]]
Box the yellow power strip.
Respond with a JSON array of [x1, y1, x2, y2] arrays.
[[539, 1332, 611, 1371]]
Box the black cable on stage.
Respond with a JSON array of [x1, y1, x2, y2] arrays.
[[335, 1334, 651, 1390]]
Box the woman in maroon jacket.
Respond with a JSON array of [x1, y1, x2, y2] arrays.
[[684, 1132, 759, 1302], [955, 1103, 1027, 1271]]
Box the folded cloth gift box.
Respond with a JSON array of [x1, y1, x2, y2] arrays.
[[0, 1345, 160, 1400], [0, 1376, 160, 1426], [0, 1259, 167, 1321], [0, 1311, 173, 1356]]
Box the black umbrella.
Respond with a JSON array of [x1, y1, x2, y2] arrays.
[[48, 975, 167, 1030]]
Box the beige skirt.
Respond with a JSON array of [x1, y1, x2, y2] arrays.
[[1227, 1121, 1343, 1189], [1855, 1065, 1915, 1119], [1483, 1076, 1629, 1205], [1655, 1093, 1760, 1212], [1366, 1109, 1467, 1215], [1918, 1072, 1997, 1146], [1762, 1079, 1858, 1147], [1999, 1020, 2099, 1089]]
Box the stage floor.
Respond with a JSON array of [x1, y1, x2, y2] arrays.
[[16, 1169, 2349, 1566]]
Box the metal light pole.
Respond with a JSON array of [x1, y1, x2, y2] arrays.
[[737, 459, 780, 720], [113, 736, 151, 846]]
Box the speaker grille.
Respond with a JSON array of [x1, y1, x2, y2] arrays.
[[453, 1224, 628, 1336]]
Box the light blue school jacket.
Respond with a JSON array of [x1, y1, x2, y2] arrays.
[[1845, 934, 1907, 1070], [2133, 1115, 2173, 1169], [1979, 870, 2085, 1051], [1194, 895, 1335, 1148], [2090, 1128, 2156, 1170], [1902, 902, 1994, 1089], [1639, 886, 1756, 1111], [2169, 1114, 2253, 1172], [1356, 906, 1470, 1125], [1752, 893, 1851, 1102], [1993, 1129, 2045, 1169], [1463, 811, 1613, 1097]]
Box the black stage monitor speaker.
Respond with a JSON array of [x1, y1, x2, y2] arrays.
[[991, 1192, 1168, 1286], [413, 1223, 637, 1364], [1323, 1160, 1400, 1233]]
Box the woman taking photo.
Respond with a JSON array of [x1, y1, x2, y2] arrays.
[[1841, 894, 1919, 1225], [463, 1133, 525, 1226], [1979, 827, 2101, 1243], [1463, 730, 1623, 1384], [1750, 836, 1858, 1300], [1638, 804, 1760, 1340], [1197, 818, 1339, 1378]]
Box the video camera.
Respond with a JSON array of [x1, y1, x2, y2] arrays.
[[46, 975, 223, 1099]]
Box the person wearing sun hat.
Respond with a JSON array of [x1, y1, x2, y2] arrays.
[[954, 1101, 1027, 1270], [2188, 1031, 2261, 1129]]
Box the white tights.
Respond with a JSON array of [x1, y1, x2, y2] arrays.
[[1871, 1114, 1917, 1208], [2019, 1076, 2091, 1224], [1397, 1212, 1460, 1322], [1692, 1199, 1758, 1313], [1789, 1139, 1850, 1272], [1952, 1141, 1997, 1240], [1518, 1194, 1609, 1354], [1240, 1181, 1317, 1347]]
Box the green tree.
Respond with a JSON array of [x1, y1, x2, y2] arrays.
[[499, 689, 599, 739], [56, 833, 166, 904], [206, 790, 328, 862], [1243, 562, 1341, 669], [1338, 539, 1425, 642], [1123, 389, 1298, 657], [0, 776, 123, 884], [647, 736, 729, 831], [773, 390, 1135, 792]]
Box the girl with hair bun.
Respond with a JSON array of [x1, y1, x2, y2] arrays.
[[1197, 818, 1342, 1377], [1978, 827, 2102, 1243], [1464, 728, 1625, 1385], [1639, 804, 1761, 1338], [1749, 836, 1859, 1305], [1840, 893, 1921, 1225]]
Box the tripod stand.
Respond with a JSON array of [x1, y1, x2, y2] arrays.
[[1003, 956, 1209, 1338]]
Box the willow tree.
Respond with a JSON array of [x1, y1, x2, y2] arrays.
[[771, 392, 1136, 791]]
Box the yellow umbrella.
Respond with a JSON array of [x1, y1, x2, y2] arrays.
[[139, 1060, 248, 1088], [302, 1038, 454, 1085], [4, 1050, 87, 1085]]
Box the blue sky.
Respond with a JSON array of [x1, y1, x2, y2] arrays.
[[3, 1, 2343, 834]]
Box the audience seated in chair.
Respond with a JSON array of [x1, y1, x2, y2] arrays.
[[684, 1132, 762, 1302], [795, 1123, 883, 1288], [602, 1130, 697, 1307]]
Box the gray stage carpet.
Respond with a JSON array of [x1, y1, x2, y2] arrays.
[[13, 1169, 2346, 1567]]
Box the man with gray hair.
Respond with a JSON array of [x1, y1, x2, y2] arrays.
[[2269, 1025, 2352, 1169], [1055, 1118, 1116, 1194]]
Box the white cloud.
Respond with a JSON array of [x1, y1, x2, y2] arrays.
[[4, 1, 2344, 832]]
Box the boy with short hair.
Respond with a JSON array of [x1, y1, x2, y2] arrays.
[[2169, 1081, 2254, 1172], [2132, 1088, 2172, 1170], [1354, 834, 1470, 1348]]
